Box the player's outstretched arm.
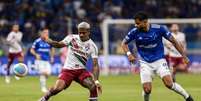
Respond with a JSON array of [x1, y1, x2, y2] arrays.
[[121, 39, 136, 63], [92, 58, 102, 93], [92, 58, 99, 81], [30, 48, 40, 60], [168, 36, 189, 64], [50, 48, 55, 63], [46, 38, 66, 48]]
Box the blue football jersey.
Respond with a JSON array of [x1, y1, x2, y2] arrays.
[[32, 38, 52, 61], [124, 24, 172, 62]]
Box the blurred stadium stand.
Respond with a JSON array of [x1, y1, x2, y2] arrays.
[[0, 0, 201, 74], [0, 0, 201, 54]]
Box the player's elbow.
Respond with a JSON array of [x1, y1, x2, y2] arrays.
[[121, 41, 128, 51], [52, 42, 65, 48], [121, 41, 126, 48], [30, 48, 35, 54], [53, 45, 63, 48]]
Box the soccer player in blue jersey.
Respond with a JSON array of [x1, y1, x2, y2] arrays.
[[122, 12, 194, 101], [30, 28, 55, 93]]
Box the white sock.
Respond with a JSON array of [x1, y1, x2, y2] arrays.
[[171, 83, 189, 99], [40, 75, 47, 89], [89, 97, 98, 101], [142, 91, 150, 101]]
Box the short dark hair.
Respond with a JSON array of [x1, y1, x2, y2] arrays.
[[134, 11, 149, 21]]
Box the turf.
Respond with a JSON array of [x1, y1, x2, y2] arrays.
[[0, 74, 200, 101]]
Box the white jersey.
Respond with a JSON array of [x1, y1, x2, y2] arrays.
[[6, 31, 23, 53], [62, 35, 98, 70], [163, 32, 186, 57]]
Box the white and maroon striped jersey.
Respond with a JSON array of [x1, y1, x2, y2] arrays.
[[164, 32, 186, 57], [61, 35, 98, 70], [6, 31, 23, 53]]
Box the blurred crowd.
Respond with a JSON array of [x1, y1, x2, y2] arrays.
[[0, 0, 201, 55]]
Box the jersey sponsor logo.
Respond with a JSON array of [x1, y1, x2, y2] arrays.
[[71, 47, 88, 58], [139, 43, 157, 48], [39, 43, 50, 47], [38, 48, 50, 52]]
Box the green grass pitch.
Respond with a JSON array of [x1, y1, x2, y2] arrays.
[[0, 74, 200, 101]]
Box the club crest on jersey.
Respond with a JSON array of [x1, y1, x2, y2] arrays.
[[139, 37, 143, 40], [85, 44, 90, 51]]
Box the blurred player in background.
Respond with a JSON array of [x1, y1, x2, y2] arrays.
[[39, 22, 102, 101], [30, 28, 55, 93], [164, 24, 187, 82], [122, 12, 193, 101], [5, 24, 24, 84]]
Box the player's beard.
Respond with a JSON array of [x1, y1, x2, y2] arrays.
[[138, 27, 145, 31], [138, 26, 147, 32]]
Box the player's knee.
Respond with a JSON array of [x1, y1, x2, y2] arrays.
[[49, 86, 63, 95], [88, 82, 96, 91], [41, 72, 50, 76], [165, 82, 173, 89], [143, 86, 151, 94]]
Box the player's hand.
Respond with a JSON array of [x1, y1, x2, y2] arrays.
[[44, 38, 53, 44], [35, 54, 41, 60], [183, 56, 190, 65], [128, 54, 136, 64], [95, 80, 102, 95]]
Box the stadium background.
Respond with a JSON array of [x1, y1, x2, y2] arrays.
[[0, 0, 201, 101], [0, 0, 201, 74]]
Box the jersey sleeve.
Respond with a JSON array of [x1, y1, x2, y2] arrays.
[[6, 32, 14, 43], [123, 28, 136, 44], [32, 40, 37, 49], [160, 25, 172, 40], [91, 43, 98, 58], [61, 35, 73, 45], [181, 33, 186, 42], [16, 32, 23, 42]]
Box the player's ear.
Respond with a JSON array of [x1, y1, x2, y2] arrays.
[[87, 29, 90, 34]]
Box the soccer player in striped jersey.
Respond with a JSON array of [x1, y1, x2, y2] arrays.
[[164, 24, 187, 82], [5, 24, 24, 83], [39, 22, 102, 101]]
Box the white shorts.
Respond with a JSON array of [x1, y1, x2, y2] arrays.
[[140, 59, 171, 84], [35, 60, 51, 75]]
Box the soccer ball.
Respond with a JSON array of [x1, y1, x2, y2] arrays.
[[13, 63, 28, 77]]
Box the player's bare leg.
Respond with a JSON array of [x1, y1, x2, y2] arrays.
[[162, 75, 194, 101], [81, 77, 98, 101], [5, 57, 14, 84], [17, 53, 24, 63], [142, 82, 152, 101], [172, 66, 177, 82], [40, 72, 50, 93], [39, 79, 67, 101]]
